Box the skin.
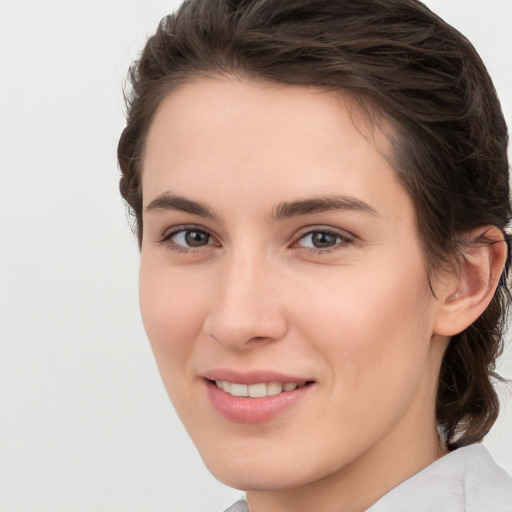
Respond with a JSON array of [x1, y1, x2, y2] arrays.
[[138, 77, 503, 512]]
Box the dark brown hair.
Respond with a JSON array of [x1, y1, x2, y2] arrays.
[[118, 0, 511, 448]]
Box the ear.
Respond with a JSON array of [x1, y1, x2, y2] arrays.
[[433, 226, 508, 337]]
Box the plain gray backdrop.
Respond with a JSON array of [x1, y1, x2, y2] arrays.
[[1, 1, 511, 511]]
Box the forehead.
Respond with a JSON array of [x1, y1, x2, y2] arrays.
[[145, 77, 392, 159], [142, 77, 409, 222]]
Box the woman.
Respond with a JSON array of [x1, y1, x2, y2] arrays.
[[118, 0, 512, 510]]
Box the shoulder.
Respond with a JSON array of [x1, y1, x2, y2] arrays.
[[462, 444, 512, 511], [367, 444, 512, 512], [222, 499, 248, 512]]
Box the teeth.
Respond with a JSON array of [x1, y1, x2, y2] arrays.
[[248, 383, 267, 398], [216, 380, 231, 393], [214, 380, 305, 397], [267, 382, 283, 396], [230, 383, 248, 397]]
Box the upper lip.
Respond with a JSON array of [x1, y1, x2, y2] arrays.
[[203, 368, 314, 385]]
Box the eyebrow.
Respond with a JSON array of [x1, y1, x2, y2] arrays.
[[145, 192, 217, 218], [144, 192, 378, 220], [271, 195, 378, 220]]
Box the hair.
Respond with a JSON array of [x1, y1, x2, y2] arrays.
[[118, 0, 511, 449]]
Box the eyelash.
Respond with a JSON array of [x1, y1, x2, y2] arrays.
[[158, 226, 354, 255], [293, 228, 354, 254], [158, 225, 217, 253]]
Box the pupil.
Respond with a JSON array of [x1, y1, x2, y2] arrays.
[[312, 232, 336, 248], [185, 231, 208, 247]]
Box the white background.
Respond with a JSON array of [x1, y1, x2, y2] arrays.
[[0, 1, 511, 511]]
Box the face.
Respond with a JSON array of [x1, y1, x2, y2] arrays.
[[139, 78, 448, 494]]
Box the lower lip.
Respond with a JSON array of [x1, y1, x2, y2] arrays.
[[205, 380, 313, 423]]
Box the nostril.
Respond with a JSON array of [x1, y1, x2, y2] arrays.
[[203, 305, 288, 348]]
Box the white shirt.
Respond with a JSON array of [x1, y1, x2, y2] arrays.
[[223, 444, 512, 511]]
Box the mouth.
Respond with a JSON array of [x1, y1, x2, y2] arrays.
[[211, 380, 310, 398], [203, 373, 315, 423]]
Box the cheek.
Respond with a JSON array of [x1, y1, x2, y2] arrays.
[[138, 260, 208, 381], [294, 257, 433, 402], [281, 266, 435, 473]]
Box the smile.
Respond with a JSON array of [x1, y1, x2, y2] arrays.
[[205, 376, 315, 423], [215, 380, 307, 398]]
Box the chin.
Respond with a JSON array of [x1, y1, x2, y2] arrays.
[[197, 436, 342, 492], [205, 459, 310, 492]]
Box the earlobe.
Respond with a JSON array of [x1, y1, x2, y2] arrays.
[[434, 226, 508, 337]]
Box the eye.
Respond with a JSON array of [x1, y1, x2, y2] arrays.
[[160, 227, 216, 250], [173, 229, 210, 247], [295, 229, 353, 251]]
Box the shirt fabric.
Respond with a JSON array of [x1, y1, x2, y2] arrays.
[[222, 443, 512, 511]]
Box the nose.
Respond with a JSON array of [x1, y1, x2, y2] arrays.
[[203, 251, 288, 349]]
